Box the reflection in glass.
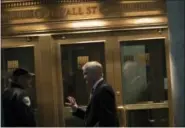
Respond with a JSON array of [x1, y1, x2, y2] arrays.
[[61, 43, 105, 126], [120, 39, 168, 104], [126, 108, 169, 127]]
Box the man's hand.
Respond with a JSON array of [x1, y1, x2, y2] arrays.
[[65, 96, 78, 112]]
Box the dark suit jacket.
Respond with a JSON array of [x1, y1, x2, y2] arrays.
[[73, 80, 119, 127], [2, 82, 36, 127]]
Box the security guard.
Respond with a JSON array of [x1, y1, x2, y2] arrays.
[[2, 68, 36, 127]]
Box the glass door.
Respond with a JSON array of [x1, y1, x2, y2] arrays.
[[1, 46, 38, 126], [61, 43, 105, 126], [57, 36, 115, 127], [120, 39, 168, 104], [56, 31, 172, 127], [117, 38, 170, 127]]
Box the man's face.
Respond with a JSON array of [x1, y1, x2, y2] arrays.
[[83, 68, 95, 86], [18, 75, 32, 88]]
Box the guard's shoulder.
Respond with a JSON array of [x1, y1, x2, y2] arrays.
[[7, 88, 26, 97], [13, 88, 26, 96], [2, 88, 24, 101], [12, 88, 31, 106]]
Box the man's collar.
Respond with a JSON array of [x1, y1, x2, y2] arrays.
[[11, 82, 24, 89], [92, 77, 104, 90]]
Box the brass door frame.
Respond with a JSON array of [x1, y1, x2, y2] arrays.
[[56, 36, 116, 88], [111, 29, 174, 126], [1, 29, 173, 127], [54, 28, 173, 127], [1, 40, 36, 91], [55, 36, 116, 126], [1, 38, 36, 48], [1, 38, 43, 125]]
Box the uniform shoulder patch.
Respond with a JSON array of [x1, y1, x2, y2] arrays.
[[22, 96, 31, 106]]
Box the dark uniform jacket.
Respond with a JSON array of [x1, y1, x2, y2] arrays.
[[2, 82, 36, 127], [73, 80, 119, 127]]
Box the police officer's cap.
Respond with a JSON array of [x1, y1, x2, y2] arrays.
[[12, 68, 35, 77]]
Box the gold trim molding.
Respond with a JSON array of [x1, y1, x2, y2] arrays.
[[2, 0, 101, 7], [2, 16, 168, 37], [2, 0, 167, 37], [2, 1, 166, 24]]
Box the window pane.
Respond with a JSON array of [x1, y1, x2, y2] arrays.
[[61, 42, 105, 126], [120, 39, 168, 104], [1, 47, 38, 125]]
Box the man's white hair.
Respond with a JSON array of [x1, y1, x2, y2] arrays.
[[82, 61, 103, 74]]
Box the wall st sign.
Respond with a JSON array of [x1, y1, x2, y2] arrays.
[[2, 1, 167, 36], [34, 5, 100, 19], [2, 3, 115, 23], [2, 1, 164, 24]]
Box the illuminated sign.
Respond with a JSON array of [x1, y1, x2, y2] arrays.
[[7, 60, 19, 72], [77, 56, 89, 69], [124, 53, 150, 65]]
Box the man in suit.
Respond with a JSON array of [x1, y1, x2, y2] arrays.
[[66, 61, 119, 127]]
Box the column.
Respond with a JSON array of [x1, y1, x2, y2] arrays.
[[166, 0, 185, 126], [35, 36, 64, 126]]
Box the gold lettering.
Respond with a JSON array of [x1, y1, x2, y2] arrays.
[[78, 7, 84, 15], [66, 9, 72, 15], [3, 5, 99, 20], [91, 6, 97, 14], [71, 7, 84, 15], [63, 8, 68, 17], [72, 8, 77, 15], [86, 7, 91, 14], [86, 6, 97, 14]]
